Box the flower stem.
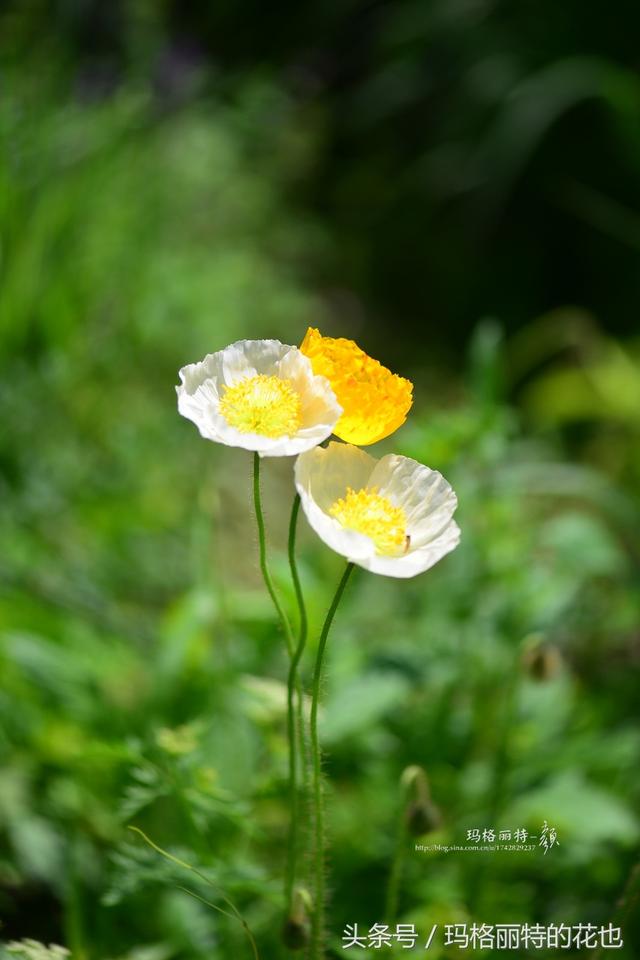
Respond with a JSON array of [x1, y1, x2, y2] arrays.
[[384, 809, 407, 924], [287, 494, 310, 909], [310, 561, 355, 959], [252, 452, 294, 660], [252, 452, 300, 916]]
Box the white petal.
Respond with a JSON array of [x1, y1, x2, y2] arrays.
[[295, 442, 460, 578], [176, 355, 225, 442], [299, 490, 374, 561], [295, 443, 375, 560], [274, 349, 342, 436], [358, 521, 461, 578], [224, 339, 287, 384], [295, 442, 376, 511], [176, 340, 342, 457], [370, 454, 458, 548]]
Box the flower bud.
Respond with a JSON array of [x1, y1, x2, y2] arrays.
[[400, 765, 442, 836], [405, 798, 441, 837], [522, 641, 562, 681], [282, 918, 309, 950]]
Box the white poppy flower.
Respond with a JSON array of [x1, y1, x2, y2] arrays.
[[177, 339, 342, 457], [295, 441, 460, 578]]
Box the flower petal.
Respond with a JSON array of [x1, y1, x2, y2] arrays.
[[300, 327, 413, 445], [295, 441, 460, 577], [369, 454, 458, 547], [295, 443, 375, 559], [358, 521, 461, 578], [177, 339, 342, 456]]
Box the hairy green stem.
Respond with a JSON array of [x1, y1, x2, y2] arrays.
[[253, 452, 294, 659], [310, 562, 355, 959], [252, 454, 300, 915], [384, 810, 407, 924], [287, 494, 310, 911]]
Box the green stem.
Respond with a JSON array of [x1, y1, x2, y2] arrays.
[[310, 562, 355, 959], [384, 810, 407, 925], [253, 453, 301, 919], [385, 767, 429, 924], [288, 496, 307, 647], [252, 452, 294, 660], [129, 826, 260, 960], [287, 494, 309, 910]]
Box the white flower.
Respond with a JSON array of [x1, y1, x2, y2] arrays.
[[295, 441, 460, 578], [177, 339, 342, 457]]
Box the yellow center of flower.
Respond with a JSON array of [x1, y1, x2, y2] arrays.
[[329, 486, 408, 556], [300, 327, 413, 446], [219, 374, 302, 438]]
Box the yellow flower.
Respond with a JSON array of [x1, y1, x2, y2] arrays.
[[300, 327, 413, 445]]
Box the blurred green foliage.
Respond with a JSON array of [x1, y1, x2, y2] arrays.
[[1, 5, 640, 959]]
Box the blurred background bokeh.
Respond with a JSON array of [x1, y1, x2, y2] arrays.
[[1, 2, 639, 957]]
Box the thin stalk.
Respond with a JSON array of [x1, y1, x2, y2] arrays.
[[385, 766, 431, 924], [252, 453, 300, 918], [310, 562, 355, 959], [287, 493, 310, 909], [384, 810, 407, 924], [129, 827, 259, 960], [252, 452, 294, 659]]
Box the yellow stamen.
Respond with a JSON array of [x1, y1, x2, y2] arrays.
[[300, 327, 413, 446], [329, 486, 407, 556], [219, 374, 302, 438]]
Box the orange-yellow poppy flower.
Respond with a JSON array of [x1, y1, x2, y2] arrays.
[[300, 327, 413, 445]]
